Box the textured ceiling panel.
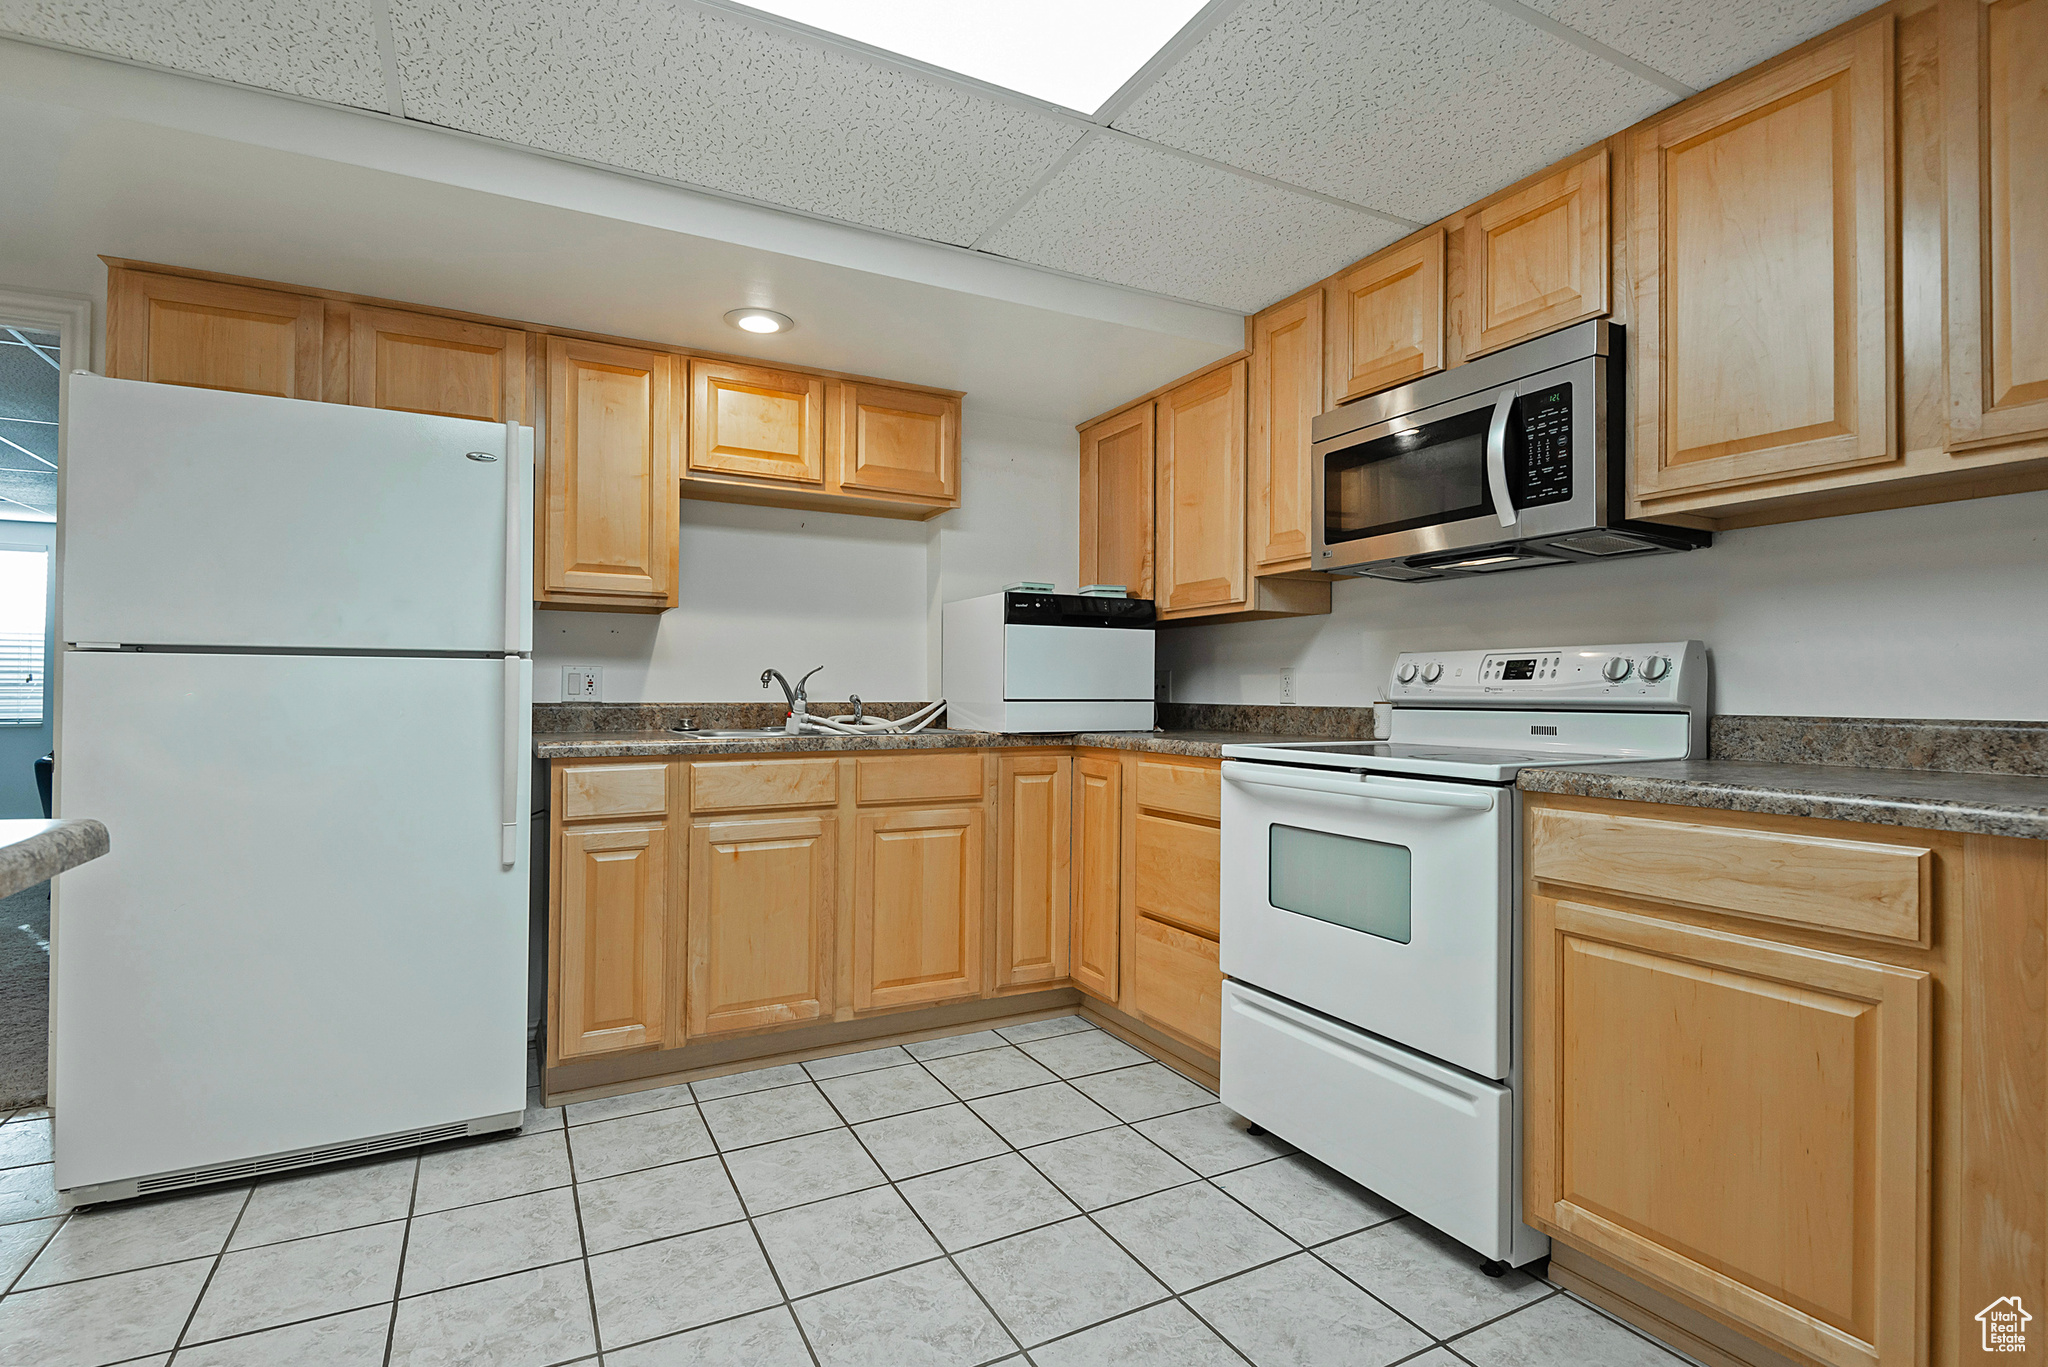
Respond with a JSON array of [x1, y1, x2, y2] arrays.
[[0, 0, 387, 108], [1524, 0, 1884, 90], [981, 135, 1408, 312], [389, 0, 1081, 247], [1114, 0, 1674, 225]]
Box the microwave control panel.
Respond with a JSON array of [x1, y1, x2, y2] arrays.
[[1513, 384, 1574, 508]]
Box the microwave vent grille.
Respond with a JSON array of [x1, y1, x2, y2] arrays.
[[1359, 564, 1443, 582], [1548, 531, 1661, 557]]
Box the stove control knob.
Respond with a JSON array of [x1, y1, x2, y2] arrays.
[[1420, 662, 1444, 684], [1641, 655, 1671, 682], [1395, 663, 1418, 684], [1602, 657, 1634, 682]]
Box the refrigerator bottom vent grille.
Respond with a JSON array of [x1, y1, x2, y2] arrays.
[[135, 1121, 471, 1195]]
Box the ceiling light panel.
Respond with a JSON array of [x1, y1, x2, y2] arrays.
[[388, 0, 1080, 246], [0, 0, 389, 108], [1114, 0, 1675, 225], [1520, 0, 1883, 90], [739, 0, 1209, 114], [981, 135, 1409, 312]]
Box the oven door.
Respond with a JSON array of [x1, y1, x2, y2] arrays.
[[1219, 760, 1513, 1079]]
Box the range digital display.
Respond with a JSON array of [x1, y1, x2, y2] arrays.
[[1501, 659, 1538, 681]]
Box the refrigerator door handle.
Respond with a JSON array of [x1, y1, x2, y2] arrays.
[[503, 419, 524, 656], [501, 653, 522, 868]]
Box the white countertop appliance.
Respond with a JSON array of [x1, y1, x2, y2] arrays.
[[941, 591, 1155, 733], [53, 374, 533, 1205], [1218, 640, 1709, 1271]]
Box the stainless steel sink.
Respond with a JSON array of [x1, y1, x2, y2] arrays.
[[665, 727, 798, 739]]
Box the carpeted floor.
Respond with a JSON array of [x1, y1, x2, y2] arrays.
[[0, 878, 49, 1108]]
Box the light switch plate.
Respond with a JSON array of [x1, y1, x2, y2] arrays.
[[562, 666, 603, 701]]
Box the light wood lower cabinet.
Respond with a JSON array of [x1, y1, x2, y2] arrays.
[[1126, 757, 1224, 1048], [853, 805, 985, 1011], [556, 821, 670, 1060], [1071, 754, 1123, 1003], [996, 755, 1070, 988], [1131, 915, 1222, 1055], [687, 813, 834, 1036]]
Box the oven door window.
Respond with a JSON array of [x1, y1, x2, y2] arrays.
[[1324, 404, 1502, 544], [1268, 824, 1412, 944]]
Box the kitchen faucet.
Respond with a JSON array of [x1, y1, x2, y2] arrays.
[[762, 665, 824, 734]]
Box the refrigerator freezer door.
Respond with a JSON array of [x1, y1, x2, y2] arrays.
[[61, 375, 533, 654], [52, 651, 532, 1193]]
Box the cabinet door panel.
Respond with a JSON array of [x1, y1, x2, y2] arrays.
[[854, 806, 985, 1010], [1631, 20, 1896, 505], [1132, 915, 1221, 1053], [1156, 362, 1248, 617], [997, 755, 1070, 988], [688, 815, 833, 1035], [1944, 0, 2048, 453], [557, 823, 667, 1059], [1527, 895, 1928, 1367], [834, 382, 958, 501], [1250, 292, 1324, 572], [348, 307, 526, 422], [1471, 149, 1609, 356], [107, 270, 324, 400], [690, 360, 825, 484], [1331, 229, 1445, 404], [541, 336, 677, 605], [1079, 405, 1154, 600], [1071, 756, 1122, 1002]]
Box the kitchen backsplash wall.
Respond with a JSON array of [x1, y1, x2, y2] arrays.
[[1157, 488, 2048, 722]]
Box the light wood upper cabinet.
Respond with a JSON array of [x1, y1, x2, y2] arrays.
[[831, 381, 960, 504], [556, 822, 669, 1060], [687, 813, 834, 1036], [1250, 292, 1324, 573], [1078, 405, 1155, 600], [689, 360, 826, 485], [538, 336, 679, 611], [346, 307, 528, 422], [1156, 362, 1248, 618], [1943, 0, 2048, 455], [1330, 229, 1445, 405], [106, 268, 325, 400], [1071, 754, 1122, 1004], [1629, 19, 1898, 508], [996, 755, 1070, 989], [853, 805, 985, 1011], [1467, 148, 1609, 358]]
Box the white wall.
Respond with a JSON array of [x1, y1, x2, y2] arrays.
[[534, 403, 1078, 703], [1157, 488, 2048, 721]]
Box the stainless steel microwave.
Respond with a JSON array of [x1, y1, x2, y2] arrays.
[[1311, 320, 1708, 580]]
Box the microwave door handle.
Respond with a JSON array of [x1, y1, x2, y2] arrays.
[[1485, 387, 1518, 528], [1221, 762, 1495, 811]]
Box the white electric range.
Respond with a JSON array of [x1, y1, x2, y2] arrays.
[[1218, 640, 1709, 1272]]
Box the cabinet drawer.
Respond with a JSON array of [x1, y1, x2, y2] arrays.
[[1135, 761, 1220, 822], [561, 763, 669, 821], [1527, 805, 1931, 943], [1133, 916, 1221, 1053], [856, 752, 984, 805], [690, 758, 839, 812], [1134, 813, 1220, 938]]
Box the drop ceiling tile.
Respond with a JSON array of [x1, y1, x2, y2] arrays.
[[980, 135, 1407, 312], [389, 0, 1081, 247], [0, 0, 387, 108], [1523, 0, 1885, 91], [1114, 0, 1674, 225]]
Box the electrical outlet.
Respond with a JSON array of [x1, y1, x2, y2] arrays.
[[562, 666, 603, 701], [1154, 670, 1172, 705], [1279, 669, 1296, 704]]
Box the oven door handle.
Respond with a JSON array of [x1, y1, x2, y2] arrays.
[[1485, 387, 1518, 528], [1222, 761, 1496, 811]]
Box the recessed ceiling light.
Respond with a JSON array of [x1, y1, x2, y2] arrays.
[[740, 1, 1207, 115], [725, 308, 794, 335]]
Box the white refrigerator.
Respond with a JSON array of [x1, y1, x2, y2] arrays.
[[52, 374, 534, 1204]]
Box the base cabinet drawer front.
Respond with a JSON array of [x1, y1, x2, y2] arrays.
[[855, 752, 984, 806], [1527, 805, 1932, 943], [690, 758, 840, 812], [1527, 896, 1929, 1367], [997, 755, 1071, 988], [561, 762, 669, 822], [687, 815, 833, 1036], [557, 823, 668, 1059], [854, 806, 985, 1011], [1134, 813, 1221, 939], [1132, 916, 1222, 1053], [1135, 760, 1222, 822], [1071, 755, 1123, 1002]]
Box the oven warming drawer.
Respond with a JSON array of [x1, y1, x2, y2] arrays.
[[1220, 980, 1542, 1265]]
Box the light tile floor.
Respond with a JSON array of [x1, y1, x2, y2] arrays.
[[0, 1018, 1696, 1366]]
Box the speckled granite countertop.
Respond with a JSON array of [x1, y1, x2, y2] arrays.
[[0, 819, 109, 898], [1518, 760, 2048, 840], [534, 728, 1303, 760]]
